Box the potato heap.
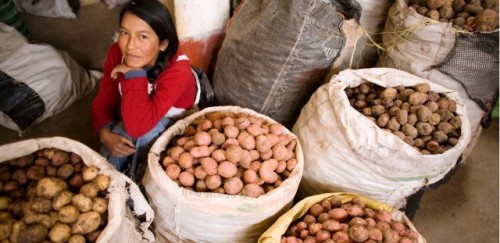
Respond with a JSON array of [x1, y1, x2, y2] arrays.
[[346, 83, 462, 154], [161, 111, 298, 198], [0, 148, 110, 243], [281, 196, 420, 243], [406, 0, 499, 31]]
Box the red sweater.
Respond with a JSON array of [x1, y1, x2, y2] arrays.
[[91, 43, 196, 138]]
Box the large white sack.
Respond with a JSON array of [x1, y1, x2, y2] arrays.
[[293, 68, 471, 208], [0, 23, 99, 134], [143, 106, 304, 243], [0, 137, 155, 242]]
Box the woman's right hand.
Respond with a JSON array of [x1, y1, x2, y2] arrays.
[[98, 127, 137, 157]]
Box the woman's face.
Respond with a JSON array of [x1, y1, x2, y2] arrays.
[[118, 12, 168, 68]]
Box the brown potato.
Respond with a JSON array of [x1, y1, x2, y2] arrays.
[[71, 211, 101, 235], [80, 183, 99, 199], [72, 194, 93, 213]]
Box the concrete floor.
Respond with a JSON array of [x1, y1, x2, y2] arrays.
[[0, 2, 498, 242]]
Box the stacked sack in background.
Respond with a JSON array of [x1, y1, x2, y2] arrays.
[[293, 68, 471, 209], [143, 106, 304, 242], [0, 137, 154, 242], [213, 0, 361, 128], [378, 0, 499, 158]]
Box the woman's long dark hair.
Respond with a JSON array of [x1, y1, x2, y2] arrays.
[[119, 0, 179, 83]]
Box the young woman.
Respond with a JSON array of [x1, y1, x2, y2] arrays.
[[91, 0, 199, 178]]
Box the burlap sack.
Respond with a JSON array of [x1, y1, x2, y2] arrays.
[[143, 106, 304, 243], [0, 137, 155, 242], [212, 0, 361, 128]]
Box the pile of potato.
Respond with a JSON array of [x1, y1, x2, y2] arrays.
[[406, 0, 499, 31], [346, 83, 462, 154], [281, 196, 419, 243], [0, 148, 110, 243], [161, 111, 298, 198]]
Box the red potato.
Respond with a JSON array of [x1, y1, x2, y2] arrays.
[[308, 223, 323, 235], [243, 169, 259, 184], [286, 140, 297, 151], [347, 204, 364, 217], [322, 219, 342, 232], [309, 204, 325, 217], [270, 123, 285, 135], [349, 225, 369, 242], [217, 161, 238, 178], [225, 145, 243, 163], [237, 132, 256, 150], [183, 140, 197, 151], [193, 166, 207, 180], [316, 230, 331, 242], [197, 118, 213, 131], [224, 125, 239, 139], [249, 161, 261, 172], [166, 164, 181, 180], [329, 208, 348, 222], [212, 119, 223, 130], [175, 136, 190, 146], [210, 149, 226, 162], [205, 175, 222, 190], [286, 158, 298, 171], [260, 149, 273, 160], [223, 177, 243, 195], [255, 135, 272, 153], [276, 160, 287, 173], [278, 134, 293, 146], [178, 152, 194, 169], [260, 124, 270, 135], [169, 146, 185, 160], [195, 180, 208, 192], [235, 117, 251, 130], [246, 124, 262, 137], [221, 138, 239, 150], [249, 150, 260, 161], [238, 150, 252, 169], [272, 144, 293, 161], [367, 226, 383, 241], [241, 183, 265, 198], [190, 146, 211, 158], [211, 132, 226, 146], [162, 156, 176, 168], [259, 160, 278, 183], [349, 217, 367, 226], [221, 117, 235, 127], [194, 131, 212, 146], [199, 157, 218, 175], [375, 210, 392, 223], [179, 171, 195, 187], [266, 133, 280, 147]]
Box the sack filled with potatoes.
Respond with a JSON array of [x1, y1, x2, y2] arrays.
[[143, 106, 304, 242], [0, 137, 154, 243], [259, 193, 427, 243]]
